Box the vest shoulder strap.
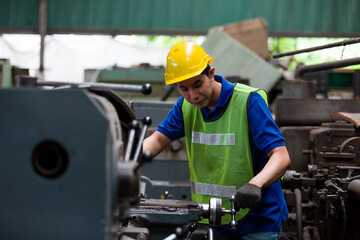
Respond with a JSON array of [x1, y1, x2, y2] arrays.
[[234, 83, 268, 106]]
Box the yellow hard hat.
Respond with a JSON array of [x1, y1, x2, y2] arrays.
[[164, 41, 214, 85]]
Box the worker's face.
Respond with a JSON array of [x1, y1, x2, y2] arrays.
[[177, 68, 216, 109]]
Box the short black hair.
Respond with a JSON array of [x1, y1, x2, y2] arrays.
[[201, 65, 210, 77]]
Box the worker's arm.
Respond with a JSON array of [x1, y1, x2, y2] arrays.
[[234, 145, 291, 210], [143, 131, 172, 158], [249, 145, 291, 189]]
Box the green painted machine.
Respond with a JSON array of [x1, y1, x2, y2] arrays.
[[0, 59, 12, 87], [0, 58, 30, 88], [88, 64, 181, 102]]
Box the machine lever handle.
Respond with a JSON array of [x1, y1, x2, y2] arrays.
[[229, 196, 238, 230], [124, 120, 138, 162], [133, 116, 152, 162], [36, 81, 152, 95]]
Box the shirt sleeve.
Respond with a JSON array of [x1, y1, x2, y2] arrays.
[[248, 92, 285, 155], [156, 96, 185, 141]]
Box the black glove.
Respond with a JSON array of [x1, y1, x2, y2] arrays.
[[234, 183, 262, 211]]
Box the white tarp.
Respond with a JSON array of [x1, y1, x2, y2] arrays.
[[0, 34, 170, 82]]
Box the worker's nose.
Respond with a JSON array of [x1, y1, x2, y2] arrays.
[[189, 89, 199, 101]]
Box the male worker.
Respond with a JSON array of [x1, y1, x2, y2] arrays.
[[143, 41, 291, 239]]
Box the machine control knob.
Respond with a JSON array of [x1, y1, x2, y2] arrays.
[[130, 120, 139, 129], [142, 151, 152, 163], [188, 223, 197, 232], [142, 116, 152, 126], [175, 227, 185, 238], [141, 83, 152, 95]]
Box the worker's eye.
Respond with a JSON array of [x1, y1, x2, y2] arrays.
[[194, 82, 202, 88], [179, 87, 188, 92]]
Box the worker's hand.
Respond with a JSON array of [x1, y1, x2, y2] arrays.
[[234, 183, 262, 211]]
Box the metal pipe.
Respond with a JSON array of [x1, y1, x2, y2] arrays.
[[294, 188, 303, 240], [273, 37, 360, 58], [295, 57, 360, 79]]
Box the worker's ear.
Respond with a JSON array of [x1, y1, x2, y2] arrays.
[[209, 67, 215, 78]]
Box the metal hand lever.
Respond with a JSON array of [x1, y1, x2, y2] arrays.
[[36, 81, 152, 95], [229, 196, 238, 230], [186, 223, 197, 239], [207, 228, 214, 240], [124, 120, 138, 162], [133, 116, 152, 162]]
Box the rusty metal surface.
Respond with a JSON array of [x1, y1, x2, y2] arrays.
[[340, 137, 360, 154], [280, 126, 320, 172], [282, 80, 316, 99], [330, 112, 360, 128], [310, 123, 360, 167], [276, 98, 360, 126]]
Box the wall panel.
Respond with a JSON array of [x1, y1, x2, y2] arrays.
[[0, 0, 359, 37]]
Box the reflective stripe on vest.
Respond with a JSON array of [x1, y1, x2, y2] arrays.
[[192, 132, 235, 145], [190, 181, 236, 198]]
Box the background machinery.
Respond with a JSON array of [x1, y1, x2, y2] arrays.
[[275, 40, 360, 240]]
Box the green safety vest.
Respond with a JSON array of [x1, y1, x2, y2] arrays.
[[182, 83, 268, 225]]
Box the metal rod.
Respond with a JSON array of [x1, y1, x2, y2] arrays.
[[326, 181, 346, 193], [161, 85, 176, 101], [163, 233, 177, 240], [273, 37, 360, 58], [294, 188, 303, 240], [38, 0, 48, 76], [207, 228, 213, 240], [349, 175, 360, 181], [295, 57, 360, 79], [36, 80, 152, 94]]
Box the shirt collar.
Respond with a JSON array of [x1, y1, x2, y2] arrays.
[[201, 75, 235, 116]]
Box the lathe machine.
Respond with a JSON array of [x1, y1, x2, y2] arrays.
[[0, 80, 237, 240]]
